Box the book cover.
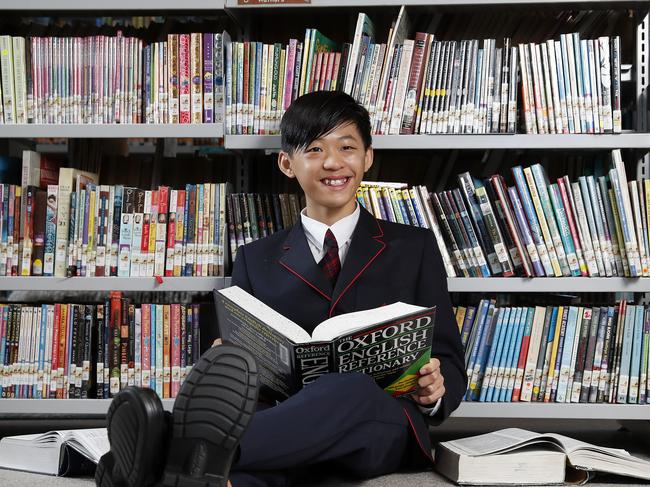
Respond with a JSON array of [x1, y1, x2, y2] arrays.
[[215, 286, 434, 402]]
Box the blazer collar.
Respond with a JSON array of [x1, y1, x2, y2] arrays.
[[278, 219, 333, 301], [278, 206, 386, 311], [330, 206, 385, 316]]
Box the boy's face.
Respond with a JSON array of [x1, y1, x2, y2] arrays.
[[278, 122, 373, 224]]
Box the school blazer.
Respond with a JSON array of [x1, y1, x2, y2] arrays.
[[231, 206, 467, 462]]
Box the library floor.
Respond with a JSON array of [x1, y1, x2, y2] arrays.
[[1, 419, 649, 487]]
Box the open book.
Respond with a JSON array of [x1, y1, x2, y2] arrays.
[[0, 428, 108, 476], [435, 428, 650, 485], [214, 286, 435, 402]]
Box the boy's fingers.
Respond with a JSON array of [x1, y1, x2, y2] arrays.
[[212, 338, 223, 347]]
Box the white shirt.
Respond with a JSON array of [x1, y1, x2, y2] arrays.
[[300, 204, 442, 417], [301, 204, 360, 265]]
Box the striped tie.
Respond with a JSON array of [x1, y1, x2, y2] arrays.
[[319, 229, 341, 284]]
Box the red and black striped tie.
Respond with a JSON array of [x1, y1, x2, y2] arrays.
[[319, 229, 341, 284]]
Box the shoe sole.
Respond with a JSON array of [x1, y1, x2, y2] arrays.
[[95, 387, 166, 487], [162, 344, 259, 487]]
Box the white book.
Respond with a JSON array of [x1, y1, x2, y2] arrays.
[[544, 41, 563, 133], [612, 149, 642, 276], [11, 37, 27, 124], [388, 39, 414, 135], [628, 182, 649, 276], [598, 37, 613, 132], [0, 428, 108, 476], [0, 36, 16, 124], [344, 13, 375, 96], [520, 306, 547, 402]]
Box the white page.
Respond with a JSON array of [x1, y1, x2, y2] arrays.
[[311, 302, 427, 342], [63, 428, 109, 463], [218, 286, 311, 343]]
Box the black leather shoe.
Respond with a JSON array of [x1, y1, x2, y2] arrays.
[[95, 386, 167, 487], [161, 344, 259, 487]]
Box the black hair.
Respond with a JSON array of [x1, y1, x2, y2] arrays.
[[280, 91, 372, 155]]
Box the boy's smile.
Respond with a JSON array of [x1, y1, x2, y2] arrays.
[[278, 122, 373, 226]]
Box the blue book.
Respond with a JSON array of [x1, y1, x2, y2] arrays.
[[150, 304, 156, 390], [548, 183, 581, 276], [616, 305, 636, 403], [465, 300, 490, 365], [484, 307, 510, 401], [511, 166, 553, 276], [466, 300, 497, 401], [493, 307, 518, 401], [507, 185, 545, 276], [556, 306, 580, 403], [480, 308, 507, 402], [537, 306, 559, 401], [503, 307, 526, 402]]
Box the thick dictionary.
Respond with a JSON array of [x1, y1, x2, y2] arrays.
[[214, 286, 435, 402]]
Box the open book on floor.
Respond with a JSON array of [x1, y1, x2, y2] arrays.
[[0, 428, 108, 476], [214, 286, 435, 402], [435, 428, 650, 485]]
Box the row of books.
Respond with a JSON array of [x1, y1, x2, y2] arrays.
[[429, 150, 648, 278], [227, 192, 304, 264], [0, 33, 225, 125], [0, 294, 201, 400], [5, 152, 232, 277], [459, 300, 650, 405], [354, 181, 457, 278], [519, 35, 622, 134]]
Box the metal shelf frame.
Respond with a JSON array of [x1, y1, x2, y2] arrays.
[[0, 124, 224, 139], [0, 399, 647, 419], [447, 277, 650, 293], [226, 0, 648, 8], [225, 133, 650, 150], [0, 0, 224, 10], [0, 277, 230, 292]]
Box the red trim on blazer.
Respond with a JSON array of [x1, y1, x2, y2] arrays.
[[403, 407, 434, 463], [328, 219, 386, 317], [278, 261, 332, 302]]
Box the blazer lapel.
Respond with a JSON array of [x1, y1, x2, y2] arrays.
[[329, 207, 386, 316], [278, 221, 333, 302]]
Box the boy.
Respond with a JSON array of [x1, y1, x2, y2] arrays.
[[97, 91, 466, 487]]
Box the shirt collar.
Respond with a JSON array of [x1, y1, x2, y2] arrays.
[[301, 203, 360, 251]]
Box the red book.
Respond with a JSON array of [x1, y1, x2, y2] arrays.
[[109, 291, 122, 397], [512, 313, 532, 402], [163, 305, 171, 399], [142, 304, 151, 389], [50, 303, 61, 399], [557, 177, 587, 276]]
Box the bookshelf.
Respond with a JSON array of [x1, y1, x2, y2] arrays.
[[0, 1, 648, 421], [1, 399, 647, 420]]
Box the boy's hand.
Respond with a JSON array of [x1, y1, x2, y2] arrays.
[[212, 338, 223, 347], [413, 358, 445, 406]]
